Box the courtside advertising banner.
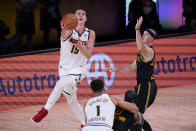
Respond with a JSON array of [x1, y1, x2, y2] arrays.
[[0, 34, 196, 111]]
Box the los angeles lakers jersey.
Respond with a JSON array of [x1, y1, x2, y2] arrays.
[[59, 28, 90, 70], [85, 94, 116, 128], [136, 46, 155, 82]]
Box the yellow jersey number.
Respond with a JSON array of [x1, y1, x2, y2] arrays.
[[71, 45, 79, 54]]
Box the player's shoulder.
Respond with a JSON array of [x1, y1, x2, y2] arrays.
[[85, 27, 94, 34], [88, 28, 95, 33], [83, 28, 95, 37], [89, 29, 95, 37], [147, 46, 155, 55]]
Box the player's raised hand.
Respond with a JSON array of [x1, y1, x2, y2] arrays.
[[60, 21, 72, 41], [60, 21, 69, 31], [103, 67, 116, 72], [135, 16, 143, 30]]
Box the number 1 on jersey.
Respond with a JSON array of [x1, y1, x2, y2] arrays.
[[96, 105, 100, 116]]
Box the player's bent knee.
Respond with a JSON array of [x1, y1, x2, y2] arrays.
[[56, 76, 74, 89]]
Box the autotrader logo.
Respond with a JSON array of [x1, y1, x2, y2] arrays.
[[87, 53, 115, 90]]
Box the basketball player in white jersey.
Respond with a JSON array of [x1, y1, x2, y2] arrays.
[[82, 79, 140, 131], [31, 9, 95, 127]]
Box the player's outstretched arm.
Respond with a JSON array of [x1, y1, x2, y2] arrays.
[[104, 60, 137, 72], [110, 95, 138, 113], [76, 29, 95, 59]]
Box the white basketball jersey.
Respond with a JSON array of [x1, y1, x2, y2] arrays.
[[59, 28, 90, 71], [85, 94, 116, 128]]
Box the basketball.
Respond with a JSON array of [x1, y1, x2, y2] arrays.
[[61, 13, 78, 30]]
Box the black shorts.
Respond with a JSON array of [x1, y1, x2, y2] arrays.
[[135, 80, 157, 114]]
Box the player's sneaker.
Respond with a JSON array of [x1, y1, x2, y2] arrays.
[[80, 124, 84, 131], [31, 107, 48, 124]]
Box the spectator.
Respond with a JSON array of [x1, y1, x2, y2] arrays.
[[126, 0, 161, 38], [15, 0, 37, 51], [180, 0, 196, 31], [192, 0, 196, 30], [39, 0, 62, 48], [140, 0, 162, 34], [0, 20, 22, 55], [126, 0, 143, 38]]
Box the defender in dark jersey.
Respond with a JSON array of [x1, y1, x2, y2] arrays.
[[135, 46, 157, 114], [113, 90, 139, 131], [106, 16, 157, 131], [113, 90, 152, 131]]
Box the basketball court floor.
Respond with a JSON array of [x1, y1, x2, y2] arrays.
[[0, 84, 196, 131]]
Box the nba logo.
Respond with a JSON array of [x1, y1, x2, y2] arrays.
[[87, 53, 115, 90]]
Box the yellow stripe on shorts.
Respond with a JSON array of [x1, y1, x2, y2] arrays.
[[137, 84, 141, 95], [145, 82, 151, 111]]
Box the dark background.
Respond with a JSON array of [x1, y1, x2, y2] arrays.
[[0, 0, 125, 43], [0, 0, 195, 56]]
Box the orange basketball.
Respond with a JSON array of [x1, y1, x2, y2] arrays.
[[61, 13, 78, 30]]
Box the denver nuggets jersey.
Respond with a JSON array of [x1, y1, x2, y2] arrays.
[[85, 94, 116, 128], [136, 46, 155, 82], [59, 28, 90, 71]]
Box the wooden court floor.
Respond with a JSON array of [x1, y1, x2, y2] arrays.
[[0, 85, 196, 131]]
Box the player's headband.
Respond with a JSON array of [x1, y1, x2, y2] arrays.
[[145, 29, 156, 39]]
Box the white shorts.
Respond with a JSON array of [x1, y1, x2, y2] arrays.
[[59, 65, 87, 95], [82, 126, 113, 131], [59, 64, 87, 80]]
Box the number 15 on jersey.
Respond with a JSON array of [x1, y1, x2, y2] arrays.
[[71, 45, 79, 54]]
